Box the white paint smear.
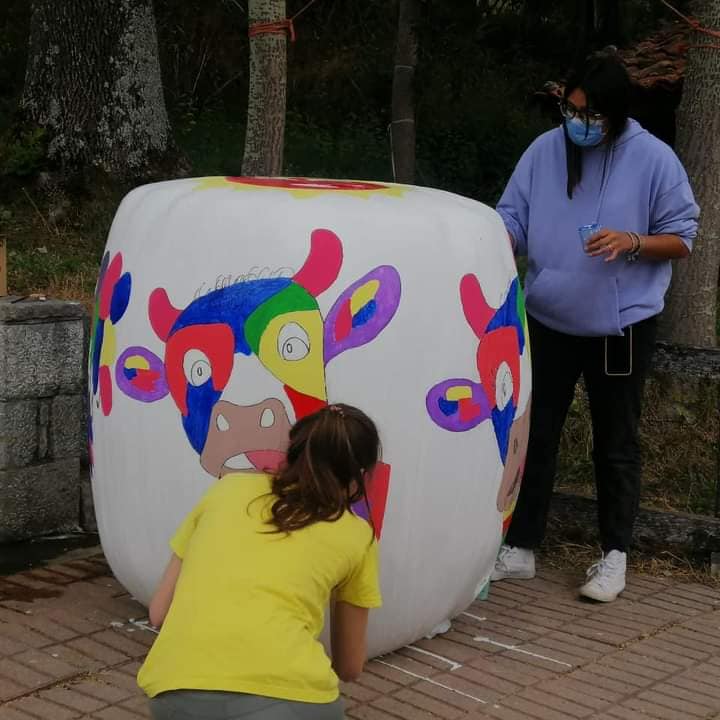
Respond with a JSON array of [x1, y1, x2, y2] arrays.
[[374, 660, 487, 703], [405, 645, 462, 671], [473, 636, 572, 667], [459, 611, 487, 622], [129, 618, 160, 635]]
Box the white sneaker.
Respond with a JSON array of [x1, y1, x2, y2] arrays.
[[490, 545, 536, 581], [579, 550, 626, 602]]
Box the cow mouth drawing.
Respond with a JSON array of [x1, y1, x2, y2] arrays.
[[222, 450, 286, 474], [495, 406, 531, 512], [200, 399, 292, 478]]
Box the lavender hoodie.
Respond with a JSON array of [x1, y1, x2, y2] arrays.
[[497, 119, 699, 336]]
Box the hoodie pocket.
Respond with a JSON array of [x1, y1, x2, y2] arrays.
[[525, 267, 622, 337]]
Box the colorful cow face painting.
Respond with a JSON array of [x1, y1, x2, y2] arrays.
[[111, 228, 401, 538], [90, 252, 132, 418], [426, 274, 530, 535]]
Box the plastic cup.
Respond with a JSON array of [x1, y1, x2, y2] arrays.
[[579, 223, 601, 252]]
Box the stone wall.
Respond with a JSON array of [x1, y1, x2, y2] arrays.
[[0, 297, 87, 542]]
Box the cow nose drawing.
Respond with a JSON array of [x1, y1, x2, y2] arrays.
[[200, 399, 292, 478]]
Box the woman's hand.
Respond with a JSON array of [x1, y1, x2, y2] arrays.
[[585, 228, 634, 262]]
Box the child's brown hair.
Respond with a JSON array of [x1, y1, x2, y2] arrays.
[[268, 404, 380, 533]]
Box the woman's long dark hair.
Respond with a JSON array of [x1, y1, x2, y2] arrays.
[[564, 53, 631, 198], [266, 404, 380, 534]]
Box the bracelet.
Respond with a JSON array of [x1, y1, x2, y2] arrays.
[[626, 232, 642, 263]]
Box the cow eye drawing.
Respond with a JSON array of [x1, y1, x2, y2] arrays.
[[184, 349, 212, 387], [278, 323, 310, 362], [495, 362, 513, 411]]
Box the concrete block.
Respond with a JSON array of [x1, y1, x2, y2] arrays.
[[0, 320, 85, 399], [0, 297, 85, 324], [0, 399, 38, 469], [0, 459, 80, 542], [50, 395, 85, 459]]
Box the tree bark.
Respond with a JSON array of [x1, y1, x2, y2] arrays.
[[390, 0, 419, 184], [21, 0, 175, 178], [242, 0, 287, 176], [573, 0, 596, 65], [659, 1, 720, 347], [597, 0, 623, 46]]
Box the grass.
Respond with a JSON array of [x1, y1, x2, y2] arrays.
[[1, 180, 125, 304], [557, 377, 719, 517], [537, 541, 719, 588]]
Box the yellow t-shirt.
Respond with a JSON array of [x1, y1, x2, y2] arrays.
[[137, 472, 381, 703]]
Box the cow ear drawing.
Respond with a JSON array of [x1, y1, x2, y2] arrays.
[[426, 378, 491, 432], [460, 274, 494, 340], [115, 347, 169, 403], [293, 229, 343, 297], [323, 266, 401, 364], [149, 288, 182, 342]]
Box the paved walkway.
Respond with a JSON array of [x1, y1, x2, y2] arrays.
[[1, 554, 719, 720]]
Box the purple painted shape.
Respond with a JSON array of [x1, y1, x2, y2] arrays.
[[115, 346, 169, 403], [324, 266, 401, 364], [352, 497, 371, 522], [426, 378, 491, 432]]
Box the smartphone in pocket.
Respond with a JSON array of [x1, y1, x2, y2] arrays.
[[605, 328, 633, 376]]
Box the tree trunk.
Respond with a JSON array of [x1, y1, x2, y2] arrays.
[[242, 0, 287, 176], [597, 0, 623, 46], [390, 0, 419, 184], [21, 0, 175, 178], [659, 1, 720, 347], [573, 0, 596, 65]]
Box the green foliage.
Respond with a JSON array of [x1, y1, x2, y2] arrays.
[[0, 126, 47, 177]]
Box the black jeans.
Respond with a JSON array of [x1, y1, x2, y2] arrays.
[[506, 314, 658, 553]]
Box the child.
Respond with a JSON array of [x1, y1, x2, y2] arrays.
[[137, 404, 382, 719]]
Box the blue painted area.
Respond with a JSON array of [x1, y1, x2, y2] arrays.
[[438, 397, 459, 416], [491, 401, 516, 464], [486, 278, 525, 353], [172, 278, 292, 355], [352, 300, 376, 328], [183, 381, 223, 454], [91, 319, 104, 394], [110, 273, 132, 324], [123, 366, 137, 381]]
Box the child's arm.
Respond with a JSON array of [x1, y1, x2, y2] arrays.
[[149, 554, 182, 628], [330, 600, 370, 682]]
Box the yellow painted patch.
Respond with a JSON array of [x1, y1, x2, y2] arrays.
[[125, 355, 150, 371], [194, 177, 407, 200], [257, 310, 327, 401], [446, 386, 472, 401], [100, 321, 116, 368], [350, 280, 380, 316], [503, 499, 517, 521]]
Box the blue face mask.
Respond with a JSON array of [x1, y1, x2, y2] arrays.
[[565, 117, 605, 147]]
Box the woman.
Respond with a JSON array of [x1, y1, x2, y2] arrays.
[[137, 404, 382, 719], [492, 54, 698, 602]]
